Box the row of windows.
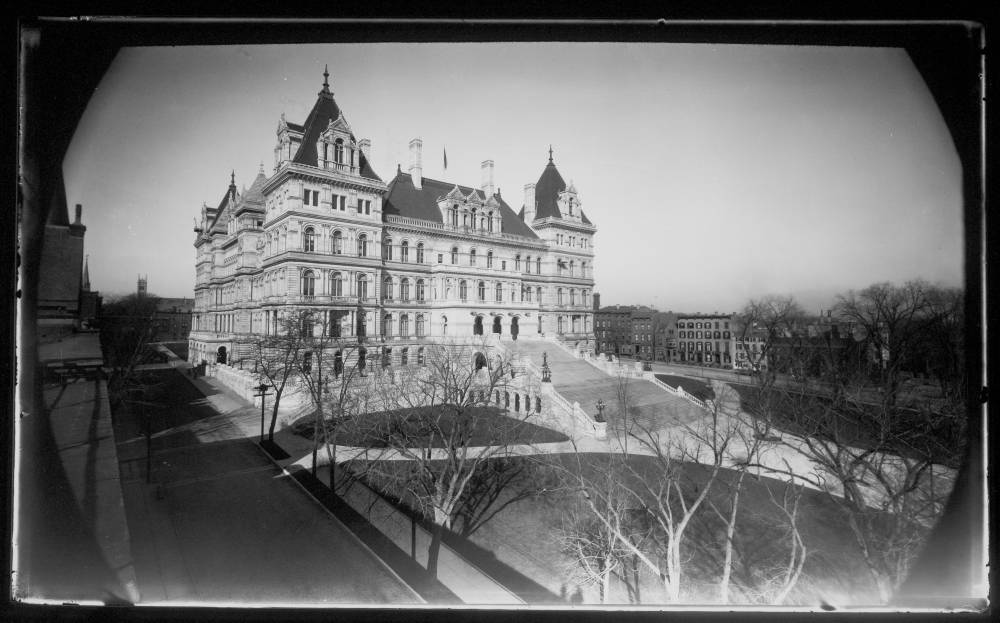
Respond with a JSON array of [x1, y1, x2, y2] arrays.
[[300, 229, 373, 256], [680, 320, 730, 330], [678, 330, 730, 339], [555, 233, 589, 248]]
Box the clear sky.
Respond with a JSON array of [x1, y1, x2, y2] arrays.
[[62, 42, 963, 313]]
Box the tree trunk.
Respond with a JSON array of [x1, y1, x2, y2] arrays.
[[600, 560, 611, 604], [268, 388, 282, 442], [719, 472, 744, 603], [427, 522, 445, 578]]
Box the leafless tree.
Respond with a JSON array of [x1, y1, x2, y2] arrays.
[[248, 309, 309, 443], [290, 309, 368, 484], [735, 295, 806, 379], [99, 292, 163, 404], [354, 341, 539, 578]]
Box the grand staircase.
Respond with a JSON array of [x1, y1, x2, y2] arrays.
[[505, 340, 705, 431]]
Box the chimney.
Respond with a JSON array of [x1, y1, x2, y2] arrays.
[[359, 138, 371, 162], [408, 138, 423, 190], [481, 160, 495, 197], [74, 203, 82, 224], [523, 183, 536, 222]]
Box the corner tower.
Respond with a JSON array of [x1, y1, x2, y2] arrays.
[[521, 147, 596, 347]]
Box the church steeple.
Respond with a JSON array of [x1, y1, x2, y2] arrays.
[[82, 255, 91, 292]]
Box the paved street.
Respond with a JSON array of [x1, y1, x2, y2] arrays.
[[114, 367, 422, 605]]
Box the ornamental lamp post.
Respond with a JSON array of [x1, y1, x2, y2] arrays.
[[595, 399, 606, 423], [541, 352, 552, 383], [255, 383, 271, 443]]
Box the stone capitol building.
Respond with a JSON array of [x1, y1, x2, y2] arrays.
[[189, 68, 596, 369]]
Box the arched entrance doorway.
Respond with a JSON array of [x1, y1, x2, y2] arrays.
[[492, 316, 502, 335], [473, 315, 484, 335], [216, 346, 227, 364], [511, 316, 519, 340]]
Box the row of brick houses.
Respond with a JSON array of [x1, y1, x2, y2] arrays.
[[594, 306, 771, 370]]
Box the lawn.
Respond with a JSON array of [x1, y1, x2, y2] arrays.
[[654, 374, 715, 401], [290, 404, 569, 447], [346, 451, 882, 605]]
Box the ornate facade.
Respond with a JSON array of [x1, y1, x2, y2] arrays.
[[189, 69, 596, 367]]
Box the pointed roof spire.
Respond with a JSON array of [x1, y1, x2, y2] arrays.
[[258, 161, 265, 175], [320, 64, 332, 96], [548, 145, 554, 164], [82, 255, 91, 292], [229, 170, 237, 200]]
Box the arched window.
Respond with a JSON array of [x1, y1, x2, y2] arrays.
[[383, 277, 393, 300], [451, 208, 459, 227], [525, 287, 532, 302], [459, 280, 468, 301], [400, 314, 410, 337], [557, 288, 564, 305], [382, 313, 393, 337], [581, 261, 587, 277], [401, 347, 409, 366], [334, 138, 344, 164], [478, 281, 486, 301], [495, 283, 503, 303], [536, 286, 542, 303], [515, 255, 521, 271], [400, 278, 410, 301], [303, 227, 316, 252], [558, 316, 565, 333], [441, 315, 448, 336], [400, 241, 409, 262], [416, 242, 425, 263], [330, 271, 343, 296], [488, 212, 494, 232], [487, 251, 493, 268], [416, 279, 426, 301], [536, 257, 541, 273], [451, 247, 459, 264], [383, 237, 393, 261], [570, 289, 576, 306], [357, 274, 368, 300], [416, 314, 425, 337], [302, 269, 316, 296], [470, 249, 477, 266], [358, 234, 368, 256], [332, 230, 343, 254], [569, 260, 575, 277]]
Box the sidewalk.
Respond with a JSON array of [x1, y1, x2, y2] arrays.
[[44, 377, 141, 603]]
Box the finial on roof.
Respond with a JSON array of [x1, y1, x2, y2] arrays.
[[230, 170, 235, 185], [258, 161, 265, 175], [548, 145, 553, 163], [321, 64, 331, 94], [397, 163, 402, 174]]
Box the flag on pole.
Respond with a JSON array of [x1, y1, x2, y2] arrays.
[[443, 146, 448, 170]]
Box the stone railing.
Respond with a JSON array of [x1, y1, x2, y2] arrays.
[[649, 375, 711, 411]]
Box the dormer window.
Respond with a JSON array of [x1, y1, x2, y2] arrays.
[[334, 138, 345, 164], [568, 197, 574, 216]]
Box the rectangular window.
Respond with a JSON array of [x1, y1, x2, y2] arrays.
[[437, 254, 443, 263]]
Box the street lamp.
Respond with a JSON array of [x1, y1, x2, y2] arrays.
[[595, 399, 606, 423], [541, 352, 552, 383], [255, 383, 271, 443]]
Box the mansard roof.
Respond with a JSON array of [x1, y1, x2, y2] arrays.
[[531, 154, 592, 225], [383, 172, 539, 240], [290, 83, 382, 182]]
